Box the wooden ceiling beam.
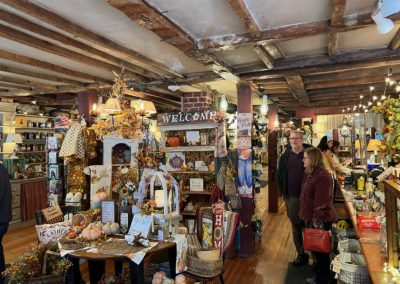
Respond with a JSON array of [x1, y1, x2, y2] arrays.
[[0, 64, 84, 86], [0, 50, 112, 85], [253, 45, 274, 69], [107, 0, 239, 82], [0, 8, 165, 80], [198, 11, 400, 50], [260, 88, 292, 94], [0, 75, 57, 90], [241, 48, 400, 80], [285, 75, 310, 103], [227, 0, 261, 37], [0, 82, 32, 91], [389, 28, 400, 49], [125, 90, 180, 108], [257, 81, 289, 89], [303, 67, 391, 83], [328, 0, 346, 56], [0, 0, 182, 79], [0, 23, 149, 82]]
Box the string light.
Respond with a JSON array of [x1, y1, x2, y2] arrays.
[[368, 101, 373, 106], [369, 86, 375, 91], [381, 94, 387, 100], [385, 77, 390, 83], [364, 109, 368, 112], [360, 95, 364, 99], [377, 101, 382, 106], [373, 96, 378, 100], [396, 85, 400, 92]]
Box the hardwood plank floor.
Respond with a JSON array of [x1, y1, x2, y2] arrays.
[[3, 186, 296, 284]]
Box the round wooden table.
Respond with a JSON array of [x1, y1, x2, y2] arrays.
[[65, 241, 177, 284]]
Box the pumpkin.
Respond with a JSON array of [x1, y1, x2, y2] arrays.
[[81, 223, 101, 240], [93, 221, 103, 230], [166, 136, 180, 147], [175, 274, 187, 284], [102, 223, 120, 235]]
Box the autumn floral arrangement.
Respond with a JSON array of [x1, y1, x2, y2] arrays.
[[90, 72, 142, 139], [3, 243, 71, 284], [372, 97, 400, 163], [113, 165, 139, 204]]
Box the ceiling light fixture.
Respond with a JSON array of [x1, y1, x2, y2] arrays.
[[167, 85, 180, 92], [371, 9, 395, 34]]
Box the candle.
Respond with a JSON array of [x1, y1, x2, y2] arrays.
[[155, 190, 164, 208]]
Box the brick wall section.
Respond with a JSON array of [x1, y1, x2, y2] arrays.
[[182, 92, 213, 112]]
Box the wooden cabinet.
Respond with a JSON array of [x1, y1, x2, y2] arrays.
[[10, 182, 21, 223]]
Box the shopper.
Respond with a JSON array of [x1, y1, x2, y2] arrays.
[[329, 140, 352, 175], [0, 163, 11, 284], [277, 130, 311, 266], [317, 136, 335, 174], [300, 147, 336, 284]]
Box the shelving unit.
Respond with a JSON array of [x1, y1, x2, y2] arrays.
[[158, 111, 217, 221]]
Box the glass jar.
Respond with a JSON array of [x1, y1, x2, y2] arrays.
[[365, 178, 374, 198]]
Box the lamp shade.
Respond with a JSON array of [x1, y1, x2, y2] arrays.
[[130, 99, 157, 116], [260, 95, 269, 115], [372, 10, 395, 34], [381, 0, 400, 17], [5, 134, 22, 143], [220, 95, 228, 111], [367, 139, 382, 152], [104, 98, 122, 113]]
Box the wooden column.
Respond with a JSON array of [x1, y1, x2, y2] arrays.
[[267, 106, 279, 213], [236, 81, 255, 257], [76, 90, 98, 126]]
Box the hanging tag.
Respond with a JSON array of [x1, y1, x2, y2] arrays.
[[331, 256, 342, 274]]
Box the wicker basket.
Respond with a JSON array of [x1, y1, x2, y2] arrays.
[[186, 255, 223, 278], [58, 235, 85, 250]]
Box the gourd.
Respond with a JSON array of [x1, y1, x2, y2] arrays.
[[81, 223, 101, 240], [101, 222, 120, 235]]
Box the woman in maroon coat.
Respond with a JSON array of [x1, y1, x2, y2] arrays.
[[301, 147, 336, 284]]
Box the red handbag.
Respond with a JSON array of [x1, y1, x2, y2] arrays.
[[303, 228, 331, 253]]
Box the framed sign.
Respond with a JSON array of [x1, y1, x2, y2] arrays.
[[237, 113, 252, 136], [101, 200, 115, 223], [128, 214, 153, 237], [190, 178, 204, 192], [167, 152, 185, 171], [157, 110, 217, 126]]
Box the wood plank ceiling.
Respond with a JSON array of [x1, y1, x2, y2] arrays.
[[0, 0, 398, 116]]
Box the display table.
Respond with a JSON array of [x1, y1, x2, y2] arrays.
[[65, 240, 176, 284], [340, 186, 388, 284]]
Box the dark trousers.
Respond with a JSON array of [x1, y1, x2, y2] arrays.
[[284, 197, 305, 257], [0, 223, 9, 284]]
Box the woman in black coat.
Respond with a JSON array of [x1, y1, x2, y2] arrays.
[[0, 163, 12, 284]]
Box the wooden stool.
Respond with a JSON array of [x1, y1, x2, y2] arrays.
[[181, 271, 224, 284]]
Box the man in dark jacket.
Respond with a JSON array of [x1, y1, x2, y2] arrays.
[[0, 163, 12, 284], [277, 130, 311, 266]]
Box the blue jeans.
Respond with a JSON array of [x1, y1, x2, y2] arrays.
[[0, 223, 9, 284]]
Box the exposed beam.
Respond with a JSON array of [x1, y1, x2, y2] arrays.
[[0, 75, 57, 90], [303, 67, 390, 83], [0, 64, 84, 86], [241, 48, 400, 80], [253, 45, 274, 69], [198, 11, 400, 50], [257, 81, 289, 89], [0, 23, 149, 82], [327, 32, 338, 57], [389, 28, 400, 49], [0, 8, 165, 80], [0, 82, 32, 91], [327, 0, 346, 56], [305, 74, 400, 90], [0, 50, 112, 85], [285, 75, 310, 103], [108, 0, 239, 82], [227, 0, 260, 37], [0, 0, 182, 78], [125, 90, 180, 107]]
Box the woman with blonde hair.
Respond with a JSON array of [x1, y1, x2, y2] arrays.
[[301, 147, 336, 284]]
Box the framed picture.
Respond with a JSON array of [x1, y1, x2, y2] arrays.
[[48, 165, 59, 180], [166, 152, 185, 171], [47, 136, 57, 150], [48, 151, 57, 164], [48, 179, 62, 194], [190, 178, 204, 192], [186, 130, 200, 146]]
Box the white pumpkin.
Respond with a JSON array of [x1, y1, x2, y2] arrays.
[[102, 223, 111, 235], [81, 223, 101, 240], [93, 221, 103, 230], [110, 223, 120, 234]]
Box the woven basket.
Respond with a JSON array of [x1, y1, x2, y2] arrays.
[[58, 236, 85, 250], [186, 255, 223, 278]]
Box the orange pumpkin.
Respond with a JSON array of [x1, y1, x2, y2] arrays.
[[167, 137, 180, 147]]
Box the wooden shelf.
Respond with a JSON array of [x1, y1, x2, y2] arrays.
[[170, 171, 213, 174], [15, 114, 52, 119], [181, 211, 196, 216], [22, 140, 46, 143], [0, 152, 12, 154], [164, 145, 215, 152], [182, 191, 211, 195], [15, 127, 54, 131]]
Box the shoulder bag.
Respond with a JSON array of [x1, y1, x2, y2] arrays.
[[303, 228, 331, 253]]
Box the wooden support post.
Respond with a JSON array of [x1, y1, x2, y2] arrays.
[[236, 81, 255, 257], [77, 90, 98, 126], [267, 106, 279, 213]]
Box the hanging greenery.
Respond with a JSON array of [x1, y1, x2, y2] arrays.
[[372, 97, 400, 163]]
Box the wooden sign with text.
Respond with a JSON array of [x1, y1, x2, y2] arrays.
[[157, 110, 217, 126]]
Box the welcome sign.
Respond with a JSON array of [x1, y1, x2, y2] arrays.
[[157, 110, 217, 126]]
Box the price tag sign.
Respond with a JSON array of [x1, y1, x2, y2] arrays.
[[101, 201, 115, 223], [128, 214, 153, 238]]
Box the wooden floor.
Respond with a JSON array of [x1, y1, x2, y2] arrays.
[[3, 187, 297, 284]]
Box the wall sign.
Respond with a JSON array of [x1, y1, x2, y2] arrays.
[[128, 214, 153, 237], [237, 113, 252, 136], [157, 110, 217, 125]]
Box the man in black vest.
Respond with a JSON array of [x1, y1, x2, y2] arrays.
[[0, 163, 11, 284]]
